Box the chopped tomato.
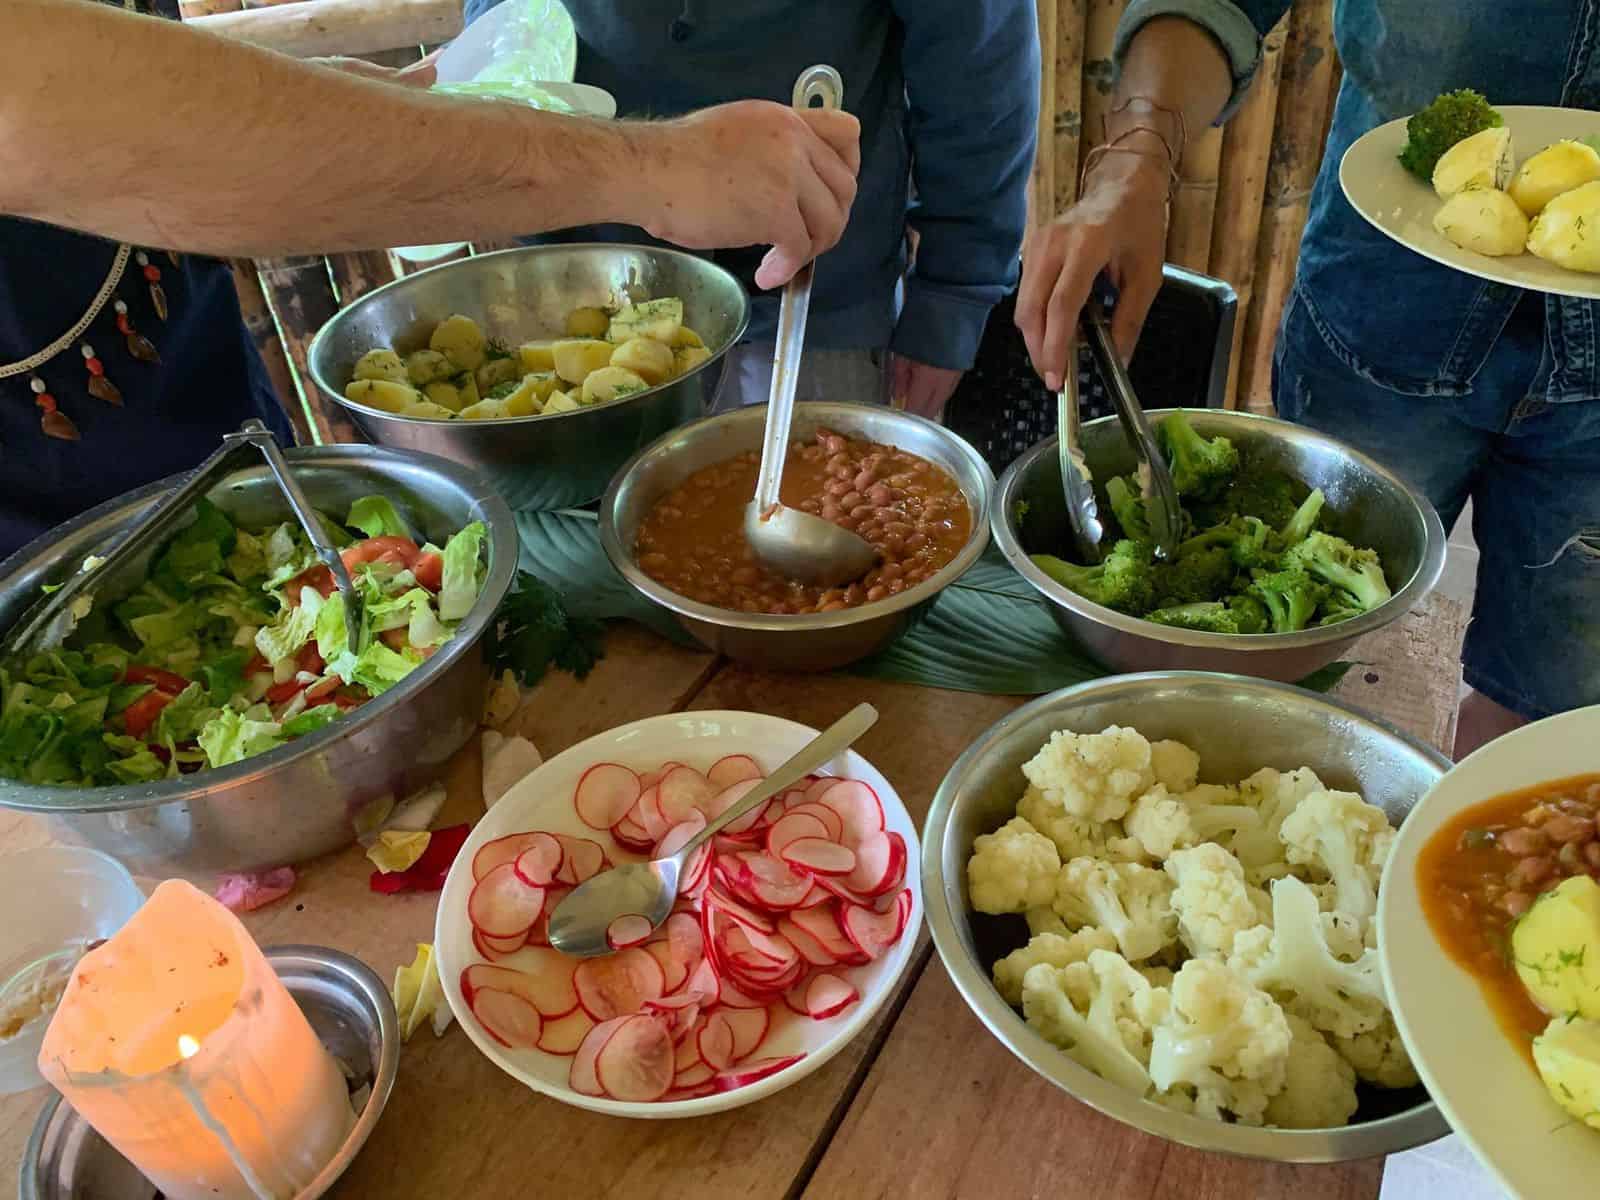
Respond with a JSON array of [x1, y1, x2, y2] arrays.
[[412, 552, 444, 591], [379, 627, 410, 651], [342, 536, 420, 570], [284, 565, 335, 602], [264, 679, 305, 705], [305, 675, 341, 703], [333, 686, 368, 710], [245, 652, 271, 676], [122, 690, 175, 738], [123, 665, 190, 693], [296, 642, 325, 675]]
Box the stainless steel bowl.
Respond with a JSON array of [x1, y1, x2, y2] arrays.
[[0, 446, 516, 877], [307, 244, 751, 511], [923, 671, 1451, 1161], [599, 402, 993, 672], [992, 409, 1447, 681]]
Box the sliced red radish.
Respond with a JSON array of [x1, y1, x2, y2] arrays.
[[778, 917, 838, 967], [512, 832, 563, 887], [523, 885, 571, 948], [841, 890, 913, 961], [645, 940, 689, 994], [804, 973, 859, 1020], [637, 761, 683, 792], [715, 780, 770, 834], [784, 800, 845, 842], [468, 863, 545, 939], [553, 834, 608, 885], [710, 1055, 804, 1092], [683, 956, 720, 1005], [841, 829, 893, 895], [611, 814, 655, 854], [765, 811, 831, 857], [536, 1007, 596, 1055], [472, 832, 549, 882], [658, 766, 718, 825], [469, 987, 542, 1049], [607, 914, 654, 950], [704, 887, 777, 934], [812, 873, 878, 910], [721, 1006, 770, 1060], [698, 1012, 735, 1070], [673, 1060, 715, 1089], [740, 852, 813, 909], [570, 1016, 631, 1096], [463, 957, 578, 1019], [474, 927, 528, 962], [663, 1083, 717, 1102], [664, 912, 704, 979], [573, 947, 665, 1020], [575, 762, 642, 831], [674, 1026, 704, 1072], [783, 981, 811, 1016], [802, 776, 839, 805], [595, 1014, 675, 1102], [780, 837, 857, 876], [815, 779, 885, 846], [655, 812, 707, 861], [789, 903, 860, 963], [707, 754, 763, 789], [714, 979, 767, 1009], [636, 786, 670, 842]]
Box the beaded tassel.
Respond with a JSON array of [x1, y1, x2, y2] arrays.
[[31, 376, 80, 441], [136, 251, 168, 321], [113, 299, 160, 363], [81, 343, 123, 405]]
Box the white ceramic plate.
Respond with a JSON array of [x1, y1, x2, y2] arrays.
[[1341, 105, 1600, 299], [1380, 705, 1600, 1198], [435, 710, 922, 1118]]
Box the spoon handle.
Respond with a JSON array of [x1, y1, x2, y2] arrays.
[[680, 702, 878, 857], [751, 64, 843, 514]]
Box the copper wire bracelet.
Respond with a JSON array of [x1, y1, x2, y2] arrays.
[[1079, 143, 1182, 198], [1106, 95, 1189, 166]]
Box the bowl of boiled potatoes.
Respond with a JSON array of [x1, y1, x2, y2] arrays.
[[307, 243, 750, 510]]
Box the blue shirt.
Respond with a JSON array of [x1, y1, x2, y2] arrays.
[[1118, 0, 1600, 404], [462, 0, 1039, 371]]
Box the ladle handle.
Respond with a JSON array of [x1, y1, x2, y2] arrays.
[[751, 64, 844, 514]]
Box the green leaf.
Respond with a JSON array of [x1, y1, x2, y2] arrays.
[[280, 703, 341, 738], [349, 642, 419, 695], [197, 707, 285, 768], [346, 496, 412, 541], [255, 596, 320, 667], [486, 568, 606, 687], [438, 521, 487, 622]]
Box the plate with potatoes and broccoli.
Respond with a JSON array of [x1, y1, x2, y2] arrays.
[[1380, 705, 1600, 1197], [1341, 94, 1600, 297]]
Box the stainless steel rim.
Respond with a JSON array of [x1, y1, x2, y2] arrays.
[[989, 408, 1449, 653], [0, 445, 517, 815]]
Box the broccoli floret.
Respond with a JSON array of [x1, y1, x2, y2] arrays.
[[1145, 602, 1242, 634], [1283, 532, 1393, 614], [1276, 488, 1325, 548], [1398, 89, 1502, 181], [1190, 469, 1300, 531], [1157, 410, 1240, 500], [1032, 539, 1156, 614], [1249, 568, 1328, 633], [1105, 475, 1149, 541], [1227, 593, 1271, 635], [1156, 544, 1236, 607], [1184, 515, 1274, 570]]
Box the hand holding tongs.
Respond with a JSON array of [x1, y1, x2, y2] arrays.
[[1, 420, 360, 659], [1056, 297, 1181, 563]]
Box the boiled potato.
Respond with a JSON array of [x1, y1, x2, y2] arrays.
[[544, 391, 582, 414], [353, 348, 407, 384], [1433, 126, 1514, 198], [674, 345, 712, 377], [552, 339, 614, 384], [405, 349, 451, 386], [502, 388, 541, 417], [1433, 186, 1529, 256], [459, 397, 510, 421], [500, 371, 561, 413], [1511, 875, 1600, 1019], [517, 340, 557, 373], [423, 380, 465, 412], [608, 298, 683, 344], [1533, 1016, 1600, 1130], [1528, 180, 1600, 272], [609, 337, 675, 385], [475, 356, 521, 392], [345, 378, 421, 413], [456, 373, 481, 409], [1510, 140, 1600, 216], [399, 399, 458, 420], [672, 325, 705, 349], [580, 366, 650, 405], [429, 314, 487, 371], [564, 306, 611, 338]]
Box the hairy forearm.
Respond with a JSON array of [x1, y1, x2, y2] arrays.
[[0, 0, 654, 255], [1106, 17, 1233, 165]]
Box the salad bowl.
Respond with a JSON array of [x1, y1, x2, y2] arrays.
[[0, 444, 515, 877]]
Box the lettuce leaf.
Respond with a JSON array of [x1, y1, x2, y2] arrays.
[[197, 707, 285, 768], [280, 703, 341, 738], [438, 521, 486, 621], [255, 592, 321, 667], [366, 588, 451, 648], [347, 496, 411, 540], [349, 643, 419, 696]]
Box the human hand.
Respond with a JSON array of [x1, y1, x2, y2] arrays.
[[311, 49, 439, 88], [890, 355, 963, 421], [1014, 141, 1171, 389], [634, 100, 861, 290]]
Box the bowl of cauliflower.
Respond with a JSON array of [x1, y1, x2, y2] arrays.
[[924, 670, 1452, 1161]]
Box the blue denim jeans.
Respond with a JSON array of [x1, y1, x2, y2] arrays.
[[1274, 284, 1600, 721]]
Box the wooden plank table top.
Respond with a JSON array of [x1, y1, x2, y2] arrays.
[[0, 599, 1467, 1199]]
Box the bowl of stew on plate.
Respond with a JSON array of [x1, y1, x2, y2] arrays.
[[599, 401, 992, 671], [1380, 704, 1600, 1198]]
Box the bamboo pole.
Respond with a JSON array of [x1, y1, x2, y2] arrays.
[[326, 251, 398, 306], [188, 0, 461, 58], [1208, 18, 1287, 408], [178, 0, 242, 17], [1165, 125, 1223, 272], [1052, 0, 1088, 212], [1026, 0, 1059, 232], [255, 256, 363, 444], [230, 261, 312, 446], [470, 239, 526, 257], [1236, 0, 1337, 415]]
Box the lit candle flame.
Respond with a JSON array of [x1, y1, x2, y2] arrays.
[[178, 1035, 200, 1060]]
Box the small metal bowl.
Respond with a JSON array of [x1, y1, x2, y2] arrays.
[[992, 408, 1447, 681], [307, 244, 751, 511], [923, 671, 1451, 1162], [599, 402, 994, 672], [0, 445, 516, 877]]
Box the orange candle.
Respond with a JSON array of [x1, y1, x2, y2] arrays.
[[37, 880, 354, 1200]]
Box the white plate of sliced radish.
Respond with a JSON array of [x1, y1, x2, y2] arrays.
[[435, 710, 922, 1117]]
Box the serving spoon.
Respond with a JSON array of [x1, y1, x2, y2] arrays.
[[546, 702, 879, 958], [742, 65, 879, 590]]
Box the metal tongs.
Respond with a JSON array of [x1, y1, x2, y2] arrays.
[[1057, 297, 1181, 563], [1, 420, 360, 659]]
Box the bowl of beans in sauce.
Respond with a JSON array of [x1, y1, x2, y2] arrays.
[[1378, 705, 1600, 1198], [600, 402, 992, 671]]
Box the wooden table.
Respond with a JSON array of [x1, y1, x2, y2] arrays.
[[0, 594, 1468, 1198]]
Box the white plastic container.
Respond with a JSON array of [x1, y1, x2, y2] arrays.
[[0, 846, 145, 1094]]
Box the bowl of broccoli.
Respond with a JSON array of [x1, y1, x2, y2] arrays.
[[991, 408, 1446, 681]]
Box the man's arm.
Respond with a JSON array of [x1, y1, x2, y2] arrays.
[[886, 0, 1040, 415], [0, 0, 859, 288], [1015, 1, 1289, 387]]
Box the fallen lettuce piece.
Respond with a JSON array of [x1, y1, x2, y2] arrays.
[[213, 866, 296, 913], [366, 829, 432, 874], [481, 729, 542, 809], [347, 495, 412, 540], [369, 823, 470, 894], [393, 942, 454, 1041]]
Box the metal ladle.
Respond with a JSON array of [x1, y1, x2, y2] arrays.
[[742, 65, 879, 590]]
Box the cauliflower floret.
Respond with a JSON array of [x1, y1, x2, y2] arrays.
[[1278, 789, 1395, 930], [1147, 957, 1292, 1126], [1025, 906, 1071, 937], [1149, 739, 1200, 792], [967, 817, 1061, 914], [1308, 882, 1367, 960], [1229, 876, 1388, 1039], [993, 927, 1118, 1005], [1229, 766, 1328, 871], [1264, 1013, 1359, 1129], [1125, 784, 1264, 861], [1018, 786, 1146, 864], [1054, 857, 1177, 962], [1021, 725, 1155, 822], [1021, 950, 1171, 1095], [1164, 843, 1261, 959], [1331, 1012, 1419, 1089], [1139, 964, 1177, 989]]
